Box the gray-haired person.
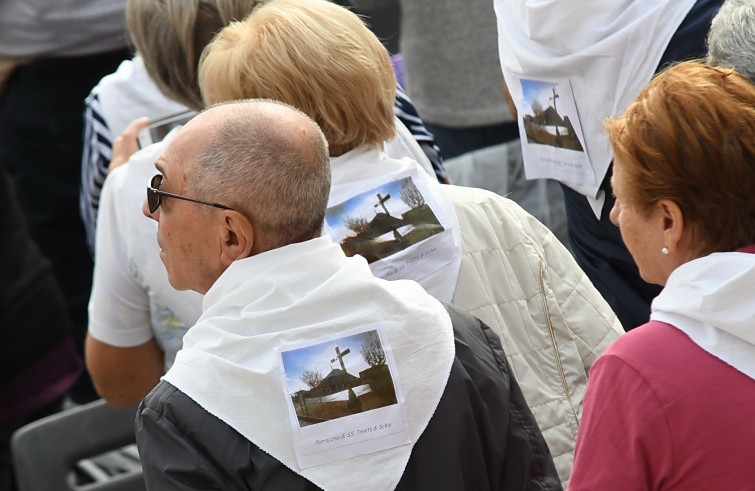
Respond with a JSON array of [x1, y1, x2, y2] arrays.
[[707, 0, 755, 83]]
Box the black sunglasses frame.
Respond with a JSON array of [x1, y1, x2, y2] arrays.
[[147, 174, 232, 214]]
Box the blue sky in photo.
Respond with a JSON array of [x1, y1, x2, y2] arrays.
[[521, 79, 562, 117], [281, 330, 377, 393], [325, 178, 414, 241]]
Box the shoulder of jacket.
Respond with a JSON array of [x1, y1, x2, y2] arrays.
[[443, 304, 511, 378]]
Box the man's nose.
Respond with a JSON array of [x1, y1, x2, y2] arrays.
[[142, 197, 159, 221]]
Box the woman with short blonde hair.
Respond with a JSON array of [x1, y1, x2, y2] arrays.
[[199, 0, 396, 156]]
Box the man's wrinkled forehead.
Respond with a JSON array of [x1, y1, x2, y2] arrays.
[[153, 126, 199, 185]]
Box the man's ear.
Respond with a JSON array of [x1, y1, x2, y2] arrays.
[[219, 210, 254, 268], [658, 199, 686, 252]]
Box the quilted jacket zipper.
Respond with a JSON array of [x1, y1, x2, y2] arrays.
[[539, 258, 579, 434]]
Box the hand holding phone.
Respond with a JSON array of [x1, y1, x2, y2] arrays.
[[110, 117, 150, 172], [137, 110, 196, 149]]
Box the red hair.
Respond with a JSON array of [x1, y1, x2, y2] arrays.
[[606, 61, 755, 255]]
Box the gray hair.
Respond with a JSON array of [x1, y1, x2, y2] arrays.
[[707, 0, 755, 84], [126, 0, 265, 110], [187, 99, 332, 250]]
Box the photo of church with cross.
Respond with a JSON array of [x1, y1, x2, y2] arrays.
[[519, 78, 585, 152], [281, 329, 398, 427], [324, 176, 444, 263], [319, 346, 359, 396]]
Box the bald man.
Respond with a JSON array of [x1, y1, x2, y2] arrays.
[[135, 99, 559, 490]]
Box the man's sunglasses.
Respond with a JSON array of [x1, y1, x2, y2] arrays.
[[146, 174, 232, 214]]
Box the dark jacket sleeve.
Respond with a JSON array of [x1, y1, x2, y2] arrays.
[[136, 306, 561, 491], [448, 305, 561, 491], [136, 383, 231, 490], [136, 382, 320, 491], [395, 305, 561, 491]]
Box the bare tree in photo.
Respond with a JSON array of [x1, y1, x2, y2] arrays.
[[301, 368, 323, 389], [399, 181, 425, 209], [345, 216, 369, 234], [530, 98, 544, 116], [361, 331, 386, 366]]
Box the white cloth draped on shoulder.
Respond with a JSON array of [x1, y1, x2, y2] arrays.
[[387, 117, 437, 178], [164, 236, 455, 491], [651, 250, 755, 381], [329, 146, 462, 302], [495, 0, 696, 213]]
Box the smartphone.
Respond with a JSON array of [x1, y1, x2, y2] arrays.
[[137, 110, 196, 149]]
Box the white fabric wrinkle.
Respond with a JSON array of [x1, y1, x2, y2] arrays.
[[651, 251, 755, 380], [329, 146, 462, 302], [166, 236, 455, 491], [496, 0, 696, 206]]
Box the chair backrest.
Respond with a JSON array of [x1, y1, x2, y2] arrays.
[[11, 399, 145, 491]]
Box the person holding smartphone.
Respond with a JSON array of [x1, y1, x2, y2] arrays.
[[85, 0, 449, 410]]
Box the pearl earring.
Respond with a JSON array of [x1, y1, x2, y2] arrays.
[[661, 246, 670, 255]]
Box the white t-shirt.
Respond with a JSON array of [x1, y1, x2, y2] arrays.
[[91, 56, 190, 141], [88, 136, 202, 370]]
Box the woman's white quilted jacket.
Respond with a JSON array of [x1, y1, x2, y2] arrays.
[[444, 184, 623, 487]]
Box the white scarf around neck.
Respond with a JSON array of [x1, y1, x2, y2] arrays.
[[164, 236, 455, 491], [651, 250, 755, 381]]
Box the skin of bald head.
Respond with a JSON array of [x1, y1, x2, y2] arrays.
[[146, 99, 331, 293], [189, 99, 332, 252], [197, 0, 396, 156]]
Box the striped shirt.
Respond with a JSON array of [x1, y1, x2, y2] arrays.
[[394, 84, 448, 183], [0, 0, 127, 58]]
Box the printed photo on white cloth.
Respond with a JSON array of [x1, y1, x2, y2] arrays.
[[325, 172, 453, 282], [517, 77, 596, 189], [278, 324, 410, 469]]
